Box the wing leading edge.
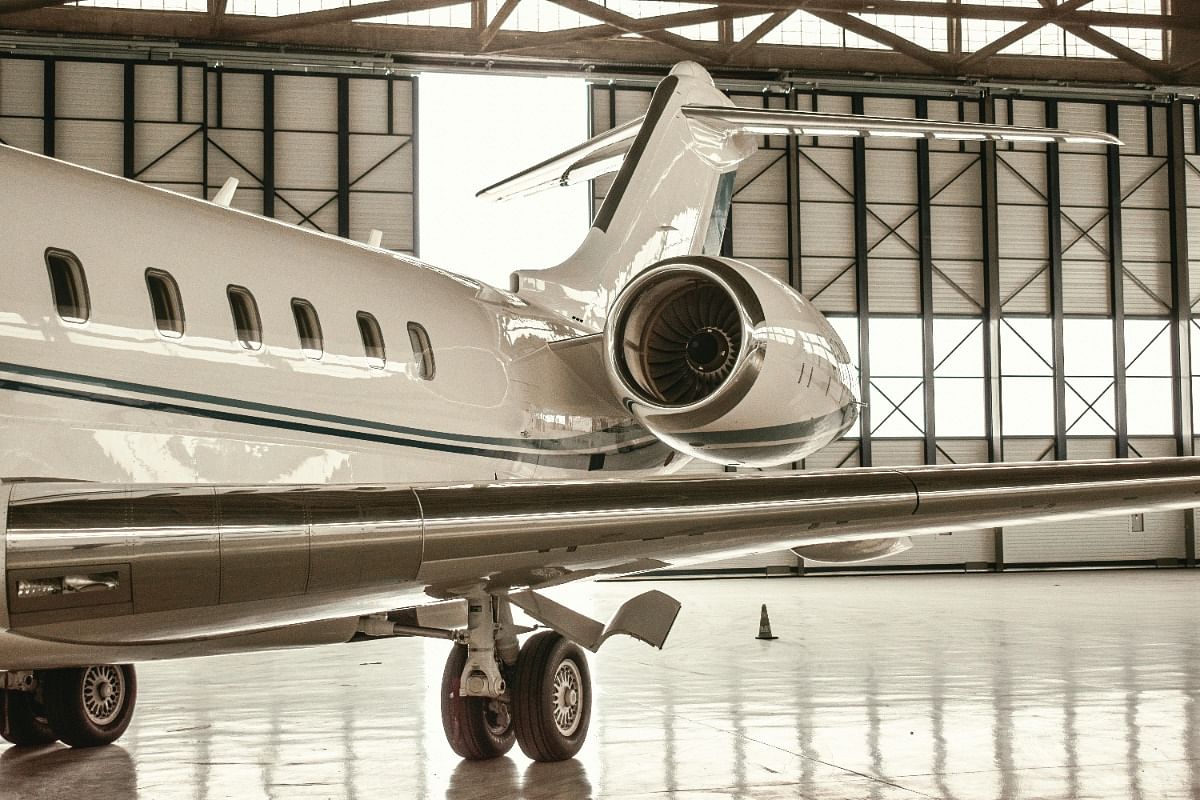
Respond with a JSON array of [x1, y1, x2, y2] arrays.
[[4, 457, 1199, 653]]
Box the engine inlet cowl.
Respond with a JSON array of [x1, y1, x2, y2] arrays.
[[608, 264, 750, 407]]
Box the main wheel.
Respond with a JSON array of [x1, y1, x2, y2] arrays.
[[512, 631, 591, 762], [440, 644, 515, 760], [42, 664, 137, 748], [0, 689, 57, 747]]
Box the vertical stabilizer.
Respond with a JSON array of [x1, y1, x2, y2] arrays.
[[510, 62, 755, 331]]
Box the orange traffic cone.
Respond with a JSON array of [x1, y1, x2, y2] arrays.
[[756, 604, 778, 640]]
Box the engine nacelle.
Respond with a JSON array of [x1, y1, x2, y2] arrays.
[[604, 256, 859, 467]]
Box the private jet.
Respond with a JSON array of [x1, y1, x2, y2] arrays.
[[1, 61, 1196, 762]]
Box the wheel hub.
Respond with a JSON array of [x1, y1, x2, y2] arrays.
[[551, 660, 583, 737], [81, 665, 124, 726]]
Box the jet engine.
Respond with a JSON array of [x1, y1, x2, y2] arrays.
[[604, 256, 859, 467]]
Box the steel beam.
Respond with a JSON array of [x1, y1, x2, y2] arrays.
[[42, 56, 53, 158], [917, 97, 936, 465], [337, 75, 350, 239], [1106, 102, 1128, 459], [852, 93, 871, 468], [786, 89, 802, 292], [1166, 99, 1196, 564], [980, 95, 1004, 569], [123, 62, 135, 179], [1045, 100, 1067, 461], [262, 71, 274, 218]]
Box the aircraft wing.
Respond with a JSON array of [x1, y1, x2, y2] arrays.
[[4, 457, 1199, 657]]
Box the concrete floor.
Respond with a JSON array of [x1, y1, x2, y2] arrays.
[[2, 570, 1199, 799]]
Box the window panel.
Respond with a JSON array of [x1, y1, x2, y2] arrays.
[[1002, 377, 1055, 435], [45, 249, 89, 324], [227, 285, 262, 350], [145, 269, 185, 337], [291, 298, 323, 359], [935, 378, 985, 437], [357, 311, 386, 369]]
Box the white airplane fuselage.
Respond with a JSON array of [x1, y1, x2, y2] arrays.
[[0, 151, 687, 487]]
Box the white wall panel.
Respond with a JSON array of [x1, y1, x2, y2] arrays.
[[349, 194, 414, 253], [275, 131, 337, 188], [276, 75, 337, 131], [135, 123, 203, 185], [349, 134, 414, 192], [55, 120, 122, 174], [56, 61, 121, 120], [0, 118, 42, 152], [135, 64, 181, 123], [0, 58, 42, 116]]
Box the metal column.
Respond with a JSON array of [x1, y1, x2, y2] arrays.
[[1045, 99, 1068, 461], [980, 95, 1005, 569], [917, 97, 937, 465], [852, 94, 872, 467], [1166, 99, 1196, 564], [1106, 102, 1129, 459]]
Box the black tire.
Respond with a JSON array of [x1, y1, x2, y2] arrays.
[[42, 664, 137, 748], [512, 631, 591, 762], [440, 644, 515, 760], [0, 689, 57, 747]]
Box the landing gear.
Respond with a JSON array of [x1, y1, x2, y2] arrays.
[[440, 644, 515, 759], [44, 665, 137, 748], [512, 631, 591, 762], [437, 592, 594, 763], [0, 688, 56, 747], [0, 665, 136, 748]]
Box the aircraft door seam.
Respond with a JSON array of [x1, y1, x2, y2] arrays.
[[409, 488, 427, 578]]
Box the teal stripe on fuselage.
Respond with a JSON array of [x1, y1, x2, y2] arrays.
[[0, 377, 646, 469], [0, 361, 653, 454]]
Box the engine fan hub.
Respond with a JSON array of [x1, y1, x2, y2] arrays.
[[685, 328, 732, 374]]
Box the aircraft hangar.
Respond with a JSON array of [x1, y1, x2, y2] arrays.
[[2, 3, 1200, 799]]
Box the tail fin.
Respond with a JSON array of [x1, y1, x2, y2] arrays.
[[506, 62, 748, 330], [490, 61, 1120, 331]]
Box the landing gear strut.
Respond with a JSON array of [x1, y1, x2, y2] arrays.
[[0, 664, 137, 749], [438, 594, 593, 763]]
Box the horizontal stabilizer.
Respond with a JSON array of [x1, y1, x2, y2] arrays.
[[682, 105, 1121, 146], [477, 101, 1117, 204], [476, 116, 643, 201], [507, 588, 682, 652]]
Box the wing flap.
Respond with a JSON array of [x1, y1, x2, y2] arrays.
[[682, 104, 1122, 146]]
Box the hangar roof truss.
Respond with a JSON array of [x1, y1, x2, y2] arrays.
[[0, 0, 1197, 86]]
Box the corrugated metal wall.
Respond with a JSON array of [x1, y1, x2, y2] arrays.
[[591, 79, 1197, 575], [0, 56, 416, 254]]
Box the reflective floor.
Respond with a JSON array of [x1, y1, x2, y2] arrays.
[[3, 570, 1200, 799]]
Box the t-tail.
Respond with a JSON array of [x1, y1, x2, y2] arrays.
[[478, 62, 1118, 468], [479, 61, 1119, 332]]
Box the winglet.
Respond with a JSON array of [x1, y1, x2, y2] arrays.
[[213, 177, 239, 207]]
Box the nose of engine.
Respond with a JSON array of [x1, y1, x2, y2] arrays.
[[604, 256, 859, 467]]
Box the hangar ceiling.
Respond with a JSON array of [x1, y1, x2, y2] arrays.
[[0, 0, 1196, 86]]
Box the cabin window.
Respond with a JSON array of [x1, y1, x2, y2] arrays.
[[227, 286, 262, 350], [407, 321, 435, 380], [291, 298, 323, 359], [357, 312, 386, 369], [145, 269, 185, 337], [45, 249, 89, 323]]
